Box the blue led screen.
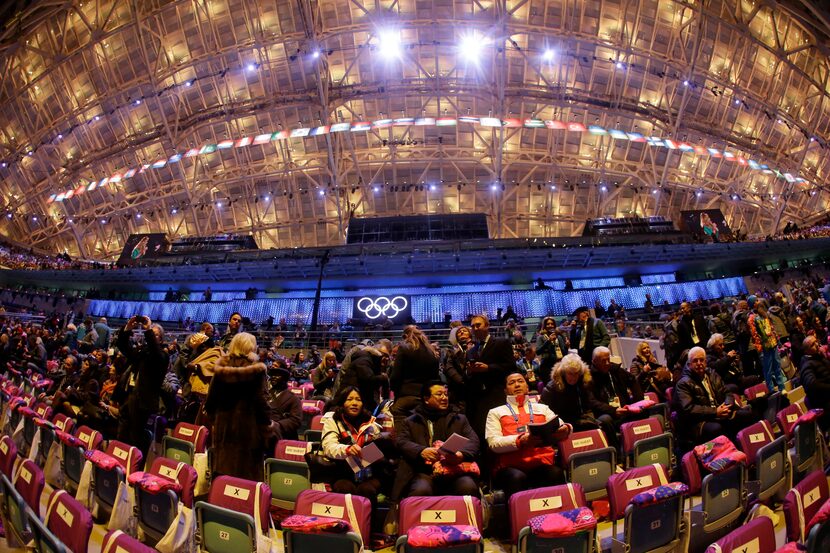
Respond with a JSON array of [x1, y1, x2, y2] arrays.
[[640, 274, 676, 284], [571, 277, 625, 290], [88, 277, 746, 324]]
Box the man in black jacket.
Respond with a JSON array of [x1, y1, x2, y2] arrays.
[[673, 347, 752, 444], [266, 364, 302, 445], [800, 336, 830, 430], [570, 307, 611, 364], [115, 315, 169, 457], [588, 346, 643, 446], [466, 315, 516, 441], [392, 381, 480, 500], [677, 302, 711, 353], [340, 342, 390, 413]]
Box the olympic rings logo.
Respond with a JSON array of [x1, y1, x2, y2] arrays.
[[356, 296, 408, 319]]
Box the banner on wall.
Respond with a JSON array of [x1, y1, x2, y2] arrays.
[[117, 233, 170, 266], [678, 209, 733, 242], [352, 295, 411, 323]]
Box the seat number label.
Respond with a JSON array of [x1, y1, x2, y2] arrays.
[[284, 446, 307, 457], [159, 466, 177, 479], [571, 437, 594, 448], [219, 530, 230, 541], [721, 490, 730, 498], [650, 520, 661, 530], [633, 425, 651, 435], [57, 504, 74, 526], [283, 478, 293, 485], [589, 468, 598, 476], [78, 432, 89, 443], [113, 447, 128, 460], [179, 428, 194, 437], [19, 466, 31, 484], [311, 503, 344, 518], [625, 475, 653, 491], [529, 496, 563, 512], [0, 442, 7, 454], [748, 433, 765, 444], [151, 504, 159, 512], [786, 414, 798, 423], [223, 485, 250, 500], [421, 510, 456, 523], [804, 487, 821, 508]]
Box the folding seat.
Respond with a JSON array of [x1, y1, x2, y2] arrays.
[[396, 495, 483, 552], [510, 483, 596, 553], [762, 391, 787, 425], [558, 429, 616, 500], [783, 470, 829, 543], [0, 434, 17, 479], [0, 458, 44, 547], [35, 413, 75, 468], [303, 414, 325, 442], [265, 439, 312, 510], [22, 402, 52, 453], [776, 403, 805, 440], [736, 420, 789, 501], [620, 417, 674, 469], [791, 410, 823, 480], [130, 457, 198, 544], [642, 392, 670, 430], [101, 529, 157, 553], [805, 498, 830, 553], [704, 516, 776, 553], [283, 489, 371, 553], [194, 475, 271, 553], [606, 464, 687, 553], [162, 421, 208, 465], [745, 382, 770, 401], [89, 440, 143, 520], [28, 489, 94, 553], [300, 399, 325, 433], [59, 424, 103, 494]]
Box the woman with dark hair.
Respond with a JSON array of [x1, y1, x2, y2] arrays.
[[390, 325, 440, 426], [629, 342, 673, 401], [535, 316, 569, 385], [321, 386, 385, 498], [442, 326, 473, 409]]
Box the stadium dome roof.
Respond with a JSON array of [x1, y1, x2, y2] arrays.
[[1, 0, 829, 259]]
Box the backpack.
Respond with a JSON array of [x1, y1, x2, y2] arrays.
[[187, 346, 224, 396]]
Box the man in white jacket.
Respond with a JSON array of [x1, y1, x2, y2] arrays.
[[485, 372, 571, 500]]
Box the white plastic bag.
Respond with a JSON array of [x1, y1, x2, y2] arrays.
[[27, 426, 41, 462], [107, 480, 137, 535], [193, 451, 210, 496], [43, 440, 63, 488], [156, 503, 196, 553], [75, 459, 94, 508]]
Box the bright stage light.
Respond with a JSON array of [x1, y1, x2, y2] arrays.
[[459, 33, 486, 62], [378, 29, 402, 59], [543, 49, 555, 62]]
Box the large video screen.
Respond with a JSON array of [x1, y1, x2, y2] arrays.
[[679, 209, 732, 242], [117, 233, 170, 266]]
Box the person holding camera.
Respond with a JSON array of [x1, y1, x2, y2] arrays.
[[535, 316, 569, 385], [114, 315, 168, 457], [673, 347, 752, 444], [629, 341, 673, 401], [705, 333, 760, 394]]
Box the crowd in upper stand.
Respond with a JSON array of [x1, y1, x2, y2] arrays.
[[3, 269, 830, 508]]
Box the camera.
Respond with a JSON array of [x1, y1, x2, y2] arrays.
[[135, 315, 148, 325]]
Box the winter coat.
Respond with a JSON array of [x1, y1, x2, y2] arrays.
[[340, 347, 388, 412], [800, 354, 830, 411], [541, 369, 594, 425], [677, 314, 711, 352], [204, 353, 271, 481], [485, 395, 565, 471], [570, 319, 611, 364], [629, 356, 672, 400], [588, 365, 643, 418], [116, 328, 169, 414], [392, 405, 479, 500], [672, 366, 728, 437], [390, 343, 440, 398], [535, 333, 569, 384], [268, 388, 302, 443], [441, 345, 468, 406]]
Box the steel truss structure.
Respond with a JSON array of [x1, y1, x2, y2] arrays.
[[1, 0, 830, 259]]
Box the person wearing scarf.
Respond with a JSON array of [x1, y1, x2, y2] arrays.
[[629, 341, 673, 401], [748, 296, 787, 392], [392, 381, 480, 501], [485, 372, 571, 501], [321, 386, 385, 499]]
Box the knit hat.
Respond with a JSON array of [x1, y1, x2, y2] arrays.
[[747, 295, 757, 308]]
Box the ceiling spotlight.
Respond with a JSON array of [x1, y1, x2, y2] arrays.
[[94, 115, 100, 121], [100, 219, 106, 224], [1, 163, 6, 168], [215, 201, 221, 207], [600, 185, 607, 192], [136, 213, 141, 219], [373, 186, 379, 193], [460, 33, 486, 62], [490, 184, 498, 191], [185, 80, 193, 87], [683, 80, 689, 86], [318, 189, 325, 196], [134, 99, 141, 105], [6, 213, 11, 218], [32, 216, 37, 221], [57, 134, 63, 139], [246, 63, 257, 72], [68, 218, 73, 223], [378, 29, 402, 59], [264, 195, 270, 201], [429, 184, 436, 191], [543, 49, 555, 61], [652, 189, 658, 195], [616, 61, 624, 69], [312, 49, 320, 58], [734, 98, 740, 105], [171, 208, 178, 214], [696, 191, 702, 197], [550, 185, 556, 190]]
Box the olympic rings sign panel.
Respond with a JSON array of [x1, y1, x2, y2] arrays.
[[354, 296, 410, 320]]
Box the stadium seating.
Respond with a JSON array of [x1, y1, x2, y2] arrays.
[[510, 483, 596, 553], [0, 458, 44, 547], [162, 421, 208, 465], [266, 439, 312, 510], [283, 489, 371, 552], [736, 420, 789, 501], [620, 417, 674, 469], [558, 429, 616, 500], [131, 457, 198, 544], [704, 516, 775, 553], [29, 489, 94, 553], [194, 475, 271, 553], [783, 470, 829, 543], [396, 495, 483, 553]]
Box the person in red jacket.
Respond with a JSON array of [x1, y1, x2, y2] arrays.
[[485, 372, 571, 500]]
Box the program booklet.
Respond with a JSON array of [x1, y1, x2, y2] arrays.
[[528, 416, 562, 445], [345, 441, 384, 473]]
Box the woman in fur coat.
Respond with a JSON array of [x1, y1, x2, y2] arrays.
[[204, 332, 272, 481]]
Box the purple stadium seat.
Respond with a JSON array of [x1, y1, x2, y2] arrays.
[[1, 458, 44, 546], [283, 489, 371, 552], [745, 382, 770, 401], [620, 416, 673, 469], [509, 483, 595, 552], [205, 475, 271, 532], [41, 489, 94, 553], [0, 435, 17, 478], [13, 459, 44, 512], [557, 429, 616, 500], [777, 404, 805, 440], [195, 476, 272, 552], [705, 516, 776, 553], [736, 419, 789, 501], [784, 470, 829, 542], [102, 529, 157, 553], [397, 495, 483, 552], [606, 464, 669, 522]]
